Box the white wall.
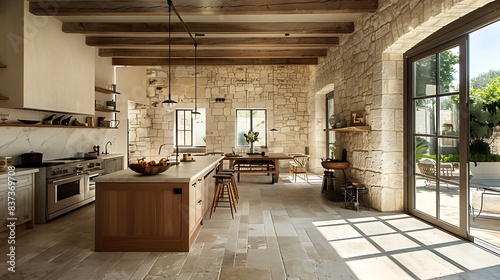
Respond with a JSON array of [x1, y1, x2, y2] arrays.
[[0, 0, 94, 114], [0, 2, 123, 165], [94, 52, 127, 163], [23, 6, 94, 114]]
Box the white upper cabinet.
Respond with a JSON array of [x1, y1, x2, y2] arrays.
[[0, 0, 95, 115]]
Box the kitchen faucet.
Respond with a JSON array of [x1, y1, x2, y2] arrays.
[[158, 144, 166, 155], [103, 141, 112, 154]]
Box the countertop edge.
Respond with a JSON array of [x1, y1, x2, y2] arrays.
[[98, 154, 125, 160], [94, 156, 222, 183], [0, 167, 39, 179]]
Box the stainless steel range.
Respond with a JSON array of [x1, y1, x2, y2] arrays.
[[33, 158, 104, 223]]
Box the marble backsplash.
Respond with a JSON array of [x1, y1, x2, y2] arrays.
[[0, 126, 118, 165], [0, 108, 119, 165]]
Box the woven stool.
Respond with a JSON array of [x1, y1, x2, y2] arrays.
[[210, 173, 237, 219]]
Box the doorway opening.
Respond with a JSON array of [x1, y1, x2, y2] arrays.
[[468, 20, 500, 251], [407, 18, 500, 253]]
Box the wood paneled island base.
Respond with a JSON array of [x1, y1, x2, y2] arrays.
[[94, 156, 222, 252]]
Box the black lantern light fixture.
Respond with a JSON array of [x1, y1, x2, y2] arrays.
[[162, 0, 177, 112]]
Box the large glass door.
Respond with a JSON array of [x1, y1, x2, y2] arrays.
[[468, 21, 500, 250], [408, 37, 469, 237]]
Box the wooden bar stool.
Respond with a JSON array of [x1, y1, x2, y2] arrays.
[[210, 173, 237, 219], [219, 169, 239, 202]]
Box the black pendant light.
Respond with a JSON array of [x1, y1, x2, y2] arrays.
[[162, 0, 177, 112], [270, 67, 278, 141], [192, 42, 201, 119]]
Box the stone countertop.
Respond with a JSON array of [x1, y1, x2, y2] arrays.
[[0, 167, 39, 179], [98, 153, 125, 160], [94, 155, 222, 183]]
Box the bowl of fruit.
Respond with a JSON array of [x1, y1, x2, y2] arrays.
[[129, 158, 177, 175]]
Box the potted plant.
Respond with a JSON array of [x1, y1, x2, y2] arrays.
[[321, 142, 350, 169]]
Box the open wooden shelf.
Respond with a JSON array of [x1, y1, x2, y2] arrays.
[[0, 123, 117, 129], [95, 107, 120, 113], [0, 63, 6, 68], [95, 86, 120, 95], [0, 93, 8, 100], [324, 125, 371, 132]]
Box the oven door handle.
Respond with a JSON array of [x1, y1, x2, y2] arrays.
[[86, 170, 104, 176], [48, 175, 84, 185]]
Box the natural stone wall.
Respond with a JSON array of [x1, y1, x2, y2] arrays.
[[126, 0, 496, 211], [128, 65, 311, 170], [203, 65, 311, 161], [311, 0, 495, 211]]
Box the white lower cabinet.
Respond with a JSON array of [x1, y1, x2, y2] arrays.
[[0, 171, 36, 232]]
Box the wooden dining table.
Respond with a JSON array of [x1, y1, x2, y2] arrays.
[[223, 153, 292, 183]]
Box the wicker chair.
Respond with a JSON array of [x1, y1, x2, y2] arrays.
[[289, 155, 310, 182], [417, 161, 458, 189]]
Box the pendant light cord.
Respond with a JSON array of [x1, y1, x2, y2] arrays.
[[195, 43, 198, 111], [168, 2, 171, 101], [166, 0, 199, 102], [273, 66, 275, 99], [170, 1, 197, 45], [166, 0, 199, 114], [245, 66, 248, 108]]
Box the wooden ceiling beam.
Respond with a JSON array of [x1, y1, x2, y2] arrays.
[[63, 22, 354, 34], [86, 36, 340, 48], [29, 0, 378, 16], [112, 57, 319, 66], [99, 48, 328, 58]]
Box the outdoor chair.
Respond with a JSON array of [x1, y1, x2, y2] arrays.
[[417, 159, 459, 189]]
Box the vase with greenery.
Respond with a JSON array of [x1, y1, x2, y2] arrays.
[[244, 130, 259, 154]]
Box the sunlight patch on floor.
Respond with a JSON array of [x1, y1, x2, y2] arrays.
[[313, 213, 500, 279]]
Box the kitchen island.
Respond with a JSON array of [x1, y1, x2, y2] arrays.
[[93, 155, 222, 252]]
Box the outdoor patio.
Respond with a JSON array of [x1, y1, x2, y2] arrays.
[[414, 177, 500, 249]]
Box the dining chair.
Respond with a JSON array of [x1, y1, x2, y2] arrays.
[[289, 155, 310, 182]]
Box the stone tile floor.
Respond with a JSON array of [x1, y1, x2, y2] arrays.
[[0, 174, 500, 279]]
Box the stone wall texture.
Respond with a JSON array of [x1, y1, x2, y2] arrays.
[[311, 0, 495, 211], [128, 65, 311, 170], [127, 0, 495, 211]]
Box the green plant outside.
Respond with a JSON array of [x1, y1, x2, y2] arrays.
[[418, 71, 500, 163], [416, 136, 500, 163], [419, 153, 500, 163]]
